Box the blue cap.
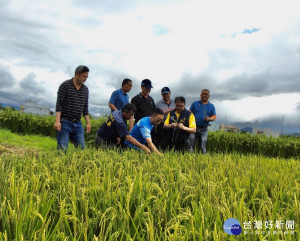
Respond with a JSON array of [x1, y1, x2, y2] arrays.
[[161, 87, 170, 94], [141, 79, 153, 89]]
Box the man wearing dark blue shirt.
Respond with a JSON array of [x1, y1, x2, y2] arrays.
[[190, 89, 216, 154], [96, 103, 150, 153], [108, 79, 132, 112]]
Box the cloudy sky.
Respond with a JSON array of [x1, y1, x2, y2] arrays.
[[1, 0, 300, 133]]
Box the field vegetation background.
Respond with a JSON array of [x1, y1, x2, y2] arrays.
[[0, 109, 299, 240]]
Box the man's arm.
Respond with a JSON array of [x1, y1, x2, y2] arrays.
[[108, 103, 118, 112], [163, 113, 177, 129], [54, 112, 61, 131], [177, 124, 196, 133], [129, 116, 134, 132], [204, 115, 216, 122], [145, 137, 163, 156], [125, 135, 150, 154], [204, 106, 216, 122], [84, 115, 91, 133], [108, 91, 118, 111], [54, 83, 66, 131], [179, 113, 196, 133]]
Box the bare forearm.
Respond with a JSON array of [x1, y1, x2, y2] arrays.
[[129, 117, 134, 131], [127, 136, 144, 149], [183, 127, 196, 133], [126, 136, 150, 153], [146, 139, 161, 155], [84, 115, 90, 125], [108, 103, 118, 111], [55, 112, 61, 122]]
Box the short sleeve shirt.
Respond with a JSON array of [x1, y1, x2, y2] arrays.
[[109, 89, 129, 111], [131, 93, 156, 123], [97, 110, 129, 143], [125, 116, 153, 149], [156, 99, 175, 119], [189, 101, 216, 127]]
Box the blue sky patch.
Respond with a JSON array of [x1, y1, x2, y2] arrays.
[[153, 24, 170, 36], [242, 28, 262, 34]]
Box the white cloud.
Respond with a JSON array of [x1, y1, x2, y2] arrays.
[[1, 0, 300, 132]]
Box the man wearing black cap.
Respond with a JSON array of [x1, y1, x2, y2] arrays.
[[130, 79, 156, 124]]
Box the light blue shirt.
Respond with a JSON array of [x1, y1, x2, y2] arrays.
[[125, 117, 153, 150]]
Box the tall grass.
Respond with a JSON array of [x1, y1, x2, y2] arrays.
[[208, 131, 300, 159], [0, 148, 299, 240], [0, 109, 299, 158]]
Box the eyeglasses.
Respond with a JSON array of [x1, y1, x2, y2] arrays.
[[156, 118, 164, 123], [176, 104, 184, 107]]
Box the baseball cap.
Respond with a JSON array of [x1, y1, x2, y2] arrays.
[[141, 79, 153, 89], [161, 87, 170, 94]]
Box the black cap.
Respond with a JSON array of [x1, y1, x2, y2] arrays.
[[161, 87, 170, 94], [141, 79, 153, 89]]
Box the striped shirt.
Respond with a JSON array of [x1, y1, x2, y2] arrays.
[[55, 79, 89, 122]]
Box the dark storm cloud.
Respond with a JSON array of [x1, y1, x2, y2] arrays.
[[0, 66, 16, 88], [19, 73, 45, 94], [0, 71, 53, 108]]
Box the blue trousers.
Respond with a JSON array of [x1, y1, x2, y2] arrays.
[[196, 127, 208, 154], [56, 119, 85, 152]]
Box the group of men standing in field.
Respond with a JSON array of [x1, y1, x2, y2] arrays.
[[54, 65, 216, 155]]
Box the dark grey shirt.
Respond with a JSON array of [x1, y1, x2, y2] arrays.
[[156, 99, 175, 119], [55, 79, 89, 122]]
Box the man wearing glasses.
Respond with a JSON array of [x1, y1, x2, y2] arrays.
[[125, 108, 164, 156], [160, 96, 196, 153]]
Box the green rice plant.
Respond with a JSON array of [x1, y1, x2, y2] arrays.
[[0, 143, 299, 240], [1, 109, 299, 158]]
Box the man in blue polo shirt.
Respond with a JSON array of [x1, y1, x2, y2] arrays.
[[108, 78, 133, 130], [96, 103, 150, 153], [190, 89, 216, 154], [125, 108, 164, 156]]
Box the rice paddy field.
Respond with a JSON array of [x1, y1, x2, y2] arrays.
[[0, 110, 299, 240]]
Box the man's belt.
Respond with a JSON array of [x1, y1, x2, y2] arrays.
[[63, 117, 80, 123], [196, 126, 208, 130]]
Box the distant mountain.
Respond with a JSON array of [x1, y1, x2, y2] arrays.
[[287, 133, 300, 137], [0, 103, 21, 110]]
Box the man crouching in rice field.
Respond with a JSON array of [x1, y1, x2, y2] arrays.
[[54, 65, 91, 152], [125, 108, 164, 156], [95, 103, 150, 153], [160, 96, 196, 153]]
